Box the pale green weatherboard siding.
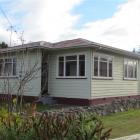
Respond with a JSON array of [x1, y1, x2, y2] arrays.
[[0, 50, 42, 97], [48, 48, 91, 99], [91, 51, 140, 99]]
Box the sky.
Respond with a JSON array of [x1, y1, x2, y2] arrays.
[[0, 0, 139, 51]]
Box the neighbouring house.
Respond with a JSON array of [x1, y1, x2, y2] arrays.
[[0, 38, 140, 105]]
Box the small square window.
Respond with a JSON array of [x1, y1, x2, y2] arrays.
[[93, 55, 113, 78], [124, 59, 137, 79]]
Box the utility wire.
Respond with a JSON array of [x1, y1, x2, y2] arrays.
[[0, 6, 12, 27], [0, 6, 25, 46]]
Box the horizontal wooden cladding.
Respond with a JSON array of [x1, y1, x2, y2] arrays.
[[92, 52, 140, 99], [0, 51, 42, 97], [92, 93, 138, 99], [48, 48, 91, 99]]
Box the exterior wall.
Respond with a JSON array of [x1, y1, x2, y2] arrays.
[[91, 49, 140, 99], [0, 49, 42, 97], [48, 48, 91, 99]]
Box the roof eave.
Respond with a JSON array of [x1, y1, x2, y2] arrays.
[[44, 43, 140, 59], [89, 43, 140, 59]]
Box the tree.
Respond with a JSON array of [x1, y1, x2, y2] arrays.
[[133, 48, 136, 53], [0, 42, 8, 48]]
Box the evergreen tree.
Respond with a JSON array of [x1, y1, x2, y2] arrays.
[[0, 42, 8, 48]]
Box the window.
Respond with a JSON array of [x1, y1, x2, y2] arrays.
[[66, 55, 77, 76], [0, 58, 17, 77], [124, 59, 137, 79], [58, 57, 64, 76], [58, 54, 85, 77], [93, 55, 113, 78], [0, 59, 3, 76], [79, 55, 85, 76]]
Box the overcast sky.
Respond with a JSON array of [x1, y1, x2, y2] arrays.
[[0, 0, 139, 51]]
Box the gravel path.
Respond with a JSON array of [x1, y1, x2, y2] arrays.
[[111, 134, 140, 140]]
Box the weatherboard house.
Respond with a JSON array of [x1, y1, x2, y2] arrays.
[[0, 38, 140, 105]]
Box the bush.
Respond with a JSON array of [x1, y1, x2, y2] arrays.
[[0, 106, 111, 140]]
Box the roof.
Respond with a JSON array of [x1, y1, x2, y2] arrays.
[[53, 38, 92, 48], [0, 41, 52, 53], [0, 38, 140, 59]]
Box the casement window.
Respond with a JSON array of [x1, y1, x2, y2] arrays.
[[124, 59, 138, 79], [93, 55, 113, 78], [58, 54, 85, 77], [0, 58, 17, 77]]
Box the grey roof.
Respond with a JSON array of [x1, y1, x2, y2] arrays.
[[0, 38, 140, 59], [0, 41, 52, 53]]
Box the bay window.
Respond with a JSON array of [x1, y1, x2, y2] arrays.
[[0, 58, 17, 77], [58, 54, 85, 77], [93, 55, 113, 78], [124, 59, 137, 79]]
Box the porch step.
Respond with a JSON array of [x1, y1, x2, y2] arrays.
[[36, 96, 56, 105]]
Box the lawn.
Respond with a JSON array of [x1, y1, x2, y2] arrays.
[[101, 109, 140, 139]]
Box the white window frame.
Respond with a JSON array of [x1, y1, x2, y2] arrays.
[[123, 58, 138, 80], [0, 57, 17, 78], [93, 53, 113, 79], [57, 53, 86, 78]]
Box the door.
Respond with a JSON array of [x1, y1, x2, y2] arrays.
[[41, 54, 48, 95]]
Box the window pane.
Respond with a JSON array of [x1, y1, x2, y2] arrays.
[[79, 55, 85, 76], [0, 63, 3, 76], [0, 59, 3, 63], [66, 56, 77, 61], [79, 55, 85, 61], [100, 61, 107, 77], [79, 61, 85, 76], [5, 58, 12, 63], [59, 62, 64, 76], [66, 61, 77, 76], [94, 60, 98, 76], [59, 57, 64, 61], [58, 57, 64, 76], [13, 63, 16, 76], [4, 63, 12, 76], [124, 61, 127, 78], [128, 61, 133, 78], [109, 62, 112, 77], [134, 61, 137, 78], [94, 57, 98, 61]]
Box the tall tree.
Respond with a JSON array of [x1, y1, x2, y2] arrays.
[[0, 42, 8, 48]]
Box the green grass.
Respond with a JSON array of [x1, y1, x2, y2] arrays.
[[101, 109, 140, 139], [36, 104, 54, 112]]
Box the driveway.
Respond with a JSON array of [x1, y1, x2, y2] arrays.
[[111, 134, 140, 140]]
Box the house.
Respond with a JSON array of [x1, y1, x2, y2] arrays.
[[0, 38, 140, 105]]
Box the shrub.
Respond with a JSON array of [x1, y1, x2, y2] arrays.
[[0, 105, 111, 140], [33, 110, 111, 140]]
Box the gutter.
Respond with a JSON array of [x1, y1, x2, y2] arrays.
[[0, 41, 140, 59]]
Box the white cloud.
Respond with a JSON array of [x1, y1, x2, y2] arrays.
[[0, 0, 83, 45], [10, 0, 83, 43], [0, 0, 140, 51], [76, 0, 140, 51]]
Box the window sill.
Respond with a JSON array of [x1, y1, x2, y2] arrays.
[[123, 78, 138, 81], [93, 76, 113, 80], [0, 76, 18, 79], [56, 76, 87, 79]]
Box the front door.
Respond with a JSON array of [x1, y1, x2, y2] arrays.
[[41, 54, 48, 95]]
